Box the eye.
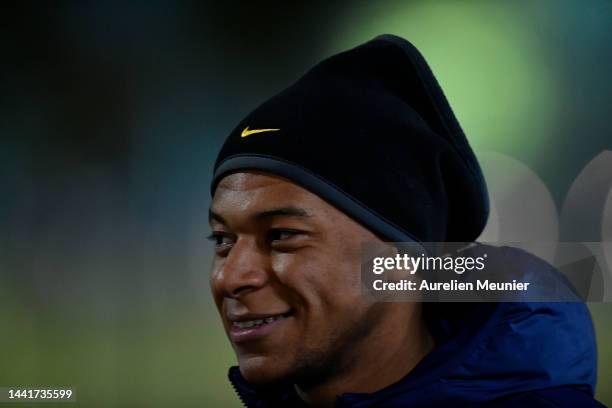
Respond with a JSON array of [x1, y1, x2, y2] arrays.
[[268, 229, 299, 243], [207, 232, 235, 254], [268, 229, 301, 245]]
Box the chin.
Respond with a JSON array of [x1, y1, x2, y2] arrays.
[[239, 355, 293, 385]]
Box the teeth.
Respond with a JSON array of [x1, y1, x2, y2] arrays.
[[234, 321, 254, 328], [233, 314, 287, 329]]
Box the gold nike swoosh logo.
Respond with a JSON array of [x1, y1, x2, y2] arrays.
[[241, 126, 280, 138]]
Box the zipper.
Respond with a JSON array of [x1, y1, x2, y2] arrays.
[[229, 376, 249, 407]]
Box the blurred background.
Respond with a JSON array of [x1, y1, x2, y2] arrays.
[[1, 1, 611, 406]]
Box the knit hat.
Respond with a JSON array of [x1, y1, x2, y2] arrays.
[[211, 34, 489, 243]]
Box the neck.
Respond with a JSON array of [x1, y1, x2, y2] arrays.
[[295, 303, 433, 407]]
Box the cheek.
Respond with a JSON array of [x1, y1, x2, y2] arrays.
[[269, 252, 298, 274], [270, 251, 363, 312], [209, 262, 225, 309], [270, 252, 321, 299]]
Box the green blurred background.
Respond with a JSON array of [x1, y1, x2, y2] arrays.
[[1, 1, 611, 406]]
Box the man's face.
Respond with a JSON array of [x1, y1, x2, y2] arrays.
[[209, 171, 387, 385]]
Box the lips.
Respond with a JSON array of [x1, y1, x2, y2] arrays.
[[232, 313, 288, 329], [228, 311, 293, 344]]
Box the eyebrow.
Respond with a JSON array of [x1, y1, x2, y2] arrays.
[[254, 206, 312, 220], [209, 210, 227, 225], [208, 206, 311, 225]]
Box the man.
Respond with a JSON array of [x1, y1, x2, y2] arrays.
[[208, 35, 603, 407]]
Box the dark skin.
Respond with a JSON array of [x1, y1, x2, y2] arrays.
[[209, 171, 433, 407]]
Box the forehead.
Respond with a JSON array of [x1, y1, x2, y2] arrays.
[[210, 171, 383, 242], [211, 171, 329, 215], [216, 171, 292, 192]]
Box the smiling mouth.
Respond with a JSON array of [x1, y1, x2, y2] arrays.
[[229, 311, 294, 343], [232, 311, 293, 329]]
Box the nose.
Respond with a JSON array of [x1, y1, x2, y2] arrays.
[[211, 237, 269, 299]]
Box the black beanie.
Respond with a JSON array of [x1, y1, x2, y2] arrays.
[[211, 34, 489, 243]]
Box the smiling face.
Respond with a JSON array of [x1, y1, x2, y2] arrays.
[[209, 171, 390, 385]]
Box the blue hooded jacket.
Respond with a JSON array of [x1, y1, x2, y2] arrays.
[[227, 246, 604, 407]]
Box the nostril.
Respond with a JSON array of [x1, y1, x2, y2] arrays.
[[231, 284, 259, 298]]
